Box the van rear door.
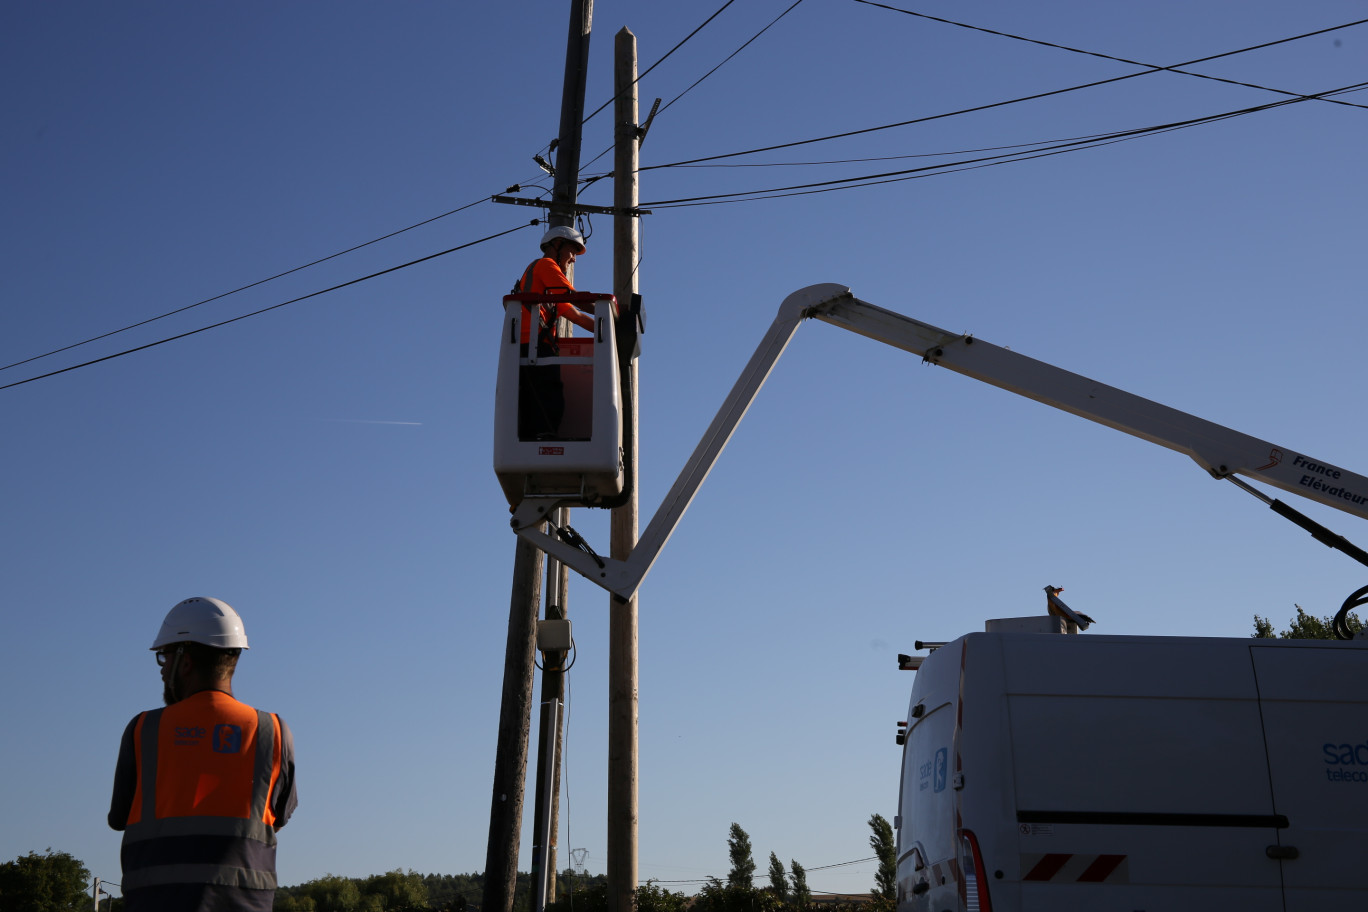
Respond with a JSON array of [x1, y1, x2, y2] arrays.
[[1251, 641, 1368, 911], [899, 697, 957, 911]]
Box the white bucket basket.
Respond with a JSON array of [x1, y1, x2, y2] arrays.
[[493, 292, 623, 508]]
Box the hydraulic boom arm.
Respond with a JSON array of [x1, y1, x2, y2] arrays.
[[511, 283, 1368, 607]]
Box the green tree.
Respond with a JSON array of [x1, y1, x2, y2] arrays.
[[418, 871, 485, 911], [0, 848, 91, 912], [1253, 605, 1363, 639], [545, 880, 686, 912], [363, 869, 428, 910], [637, 882, 689, 912], [693, 878, 781, 912], [867, 814, 896, 912], [726, 823, 756, 890], [274, 892, 317, 911], [788, 861, 810, 910], [767, 852, 788, 902], [297, 873, 362, 911]]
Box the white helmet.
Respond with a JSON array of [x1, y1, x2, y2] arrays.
[[540, 226, 586, 254], [151, 597, 250, 650]]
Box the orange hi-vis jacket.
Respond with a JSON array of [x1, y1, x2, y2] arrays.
[[115, 691, 293, 898], [512, 257, 594, 349]]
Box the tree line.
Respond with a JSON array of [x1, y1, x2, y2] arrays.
[[1, 814, 895, 912], [1253, 604, 1362, 639], [665, 815, 896, 912], [274, 814, 899, 912]]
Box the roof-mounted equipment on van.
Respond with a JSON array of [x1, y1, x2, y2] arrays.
[[1045, 585, 1095, 632]]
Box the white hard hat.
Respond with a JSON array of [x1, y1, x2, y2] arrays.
[[540, 226, 586, 253], [151, 597, 250, 650]]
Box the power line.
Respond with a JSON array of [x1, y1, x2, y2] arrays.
[[0, 196, 492, 375], [807, 856, 878, 871], [0, 222, 537, 393], [657, 0, 807, 118], [639, 16, 1368, 172], [638, 81, 1368, 207], [851, 1, 1368, 110], [642, 856, 877, 886], [578, 0, 806, 178], [582, 0, 739, 125], [654, 128, 1142, 169]]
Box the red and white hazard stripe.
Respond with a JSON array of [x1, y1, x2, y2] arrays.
[[1022, 853, 1129, 883]]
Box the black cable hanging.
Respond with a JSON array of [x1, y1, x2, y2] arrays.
[[0, 222, 539, 393], [0, 197, 494, 375], [640, 16, 1368, 173], [637, 80, 1368, 208], [851, 1, 1368, 111]]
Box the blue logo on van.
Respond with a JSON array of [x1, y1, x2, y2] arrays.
[[213, 724, 243, 754], [1324, 740, 1368, 782], [933, 748, 948, 793]]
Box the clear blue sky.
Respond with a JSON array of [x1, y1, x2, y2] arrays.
[[3, 0, 1366, 902]]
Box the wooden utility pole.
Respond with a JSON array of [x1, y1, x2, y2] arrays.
[[608, 26, 641, 912], [531, 524, 570, 910], [485, 4, 592, 912], [483, 534, 544, 912], [532, 0, 592, 905]]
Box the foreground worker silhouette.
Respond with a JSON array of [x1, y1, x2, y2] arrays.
[[109, 597, 298, 911]]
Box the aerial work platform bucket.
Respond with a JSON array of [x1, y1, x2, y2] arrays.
[[493, 292, 623, 508]]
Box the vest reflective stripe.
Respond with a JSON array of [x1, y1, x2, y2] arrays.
[[513, 259, 576, 351], [252, 709, 277, 824], [514, 262, 541, 345], [515, 261, 537, 293], [122, 697, 281, 892], [124, 809, 277, 844], [136, 708, 161, 829], [123, 863, 278, 891]]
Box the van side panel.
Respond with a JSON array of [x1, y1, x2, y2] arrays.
[[1252, 642, 1368, 910], [1001, 635, 1283, 909]]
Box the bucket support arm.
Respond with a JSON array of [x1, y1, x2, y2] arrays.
[[512, 283, 1368, 601]]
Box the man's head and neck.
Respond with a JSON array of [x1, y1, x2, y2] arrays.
[[539, 226, 586, 275], [158, 641, 239, 705], [152, 596, 249, 705]]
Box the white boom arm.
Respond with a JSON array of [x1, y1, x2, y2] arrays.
[[512, 283, 1368, 600]]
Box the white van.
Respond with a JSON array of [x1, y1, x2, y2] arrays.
[[895, 616, 1368, 911]]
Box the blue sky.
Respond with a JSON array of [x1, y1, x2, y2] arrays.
[[3, 0, 1366, 901]]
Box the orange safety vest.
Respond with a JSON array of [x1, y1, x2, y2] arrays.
[[513, 258, 577, 351], [121, 691, 284, 893]]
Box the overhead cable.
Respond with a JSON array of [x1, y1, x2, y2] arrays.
[[642, 17, 1368, 171], [657, 0, 807, 117], [0, 197, 491, 374], [578, 0, 806, 177], [806, 856, 879, 871], [852, 1, 1368, 110], [641, 856, 878, 885], [640, 81, 1368, 207], [582, 0, 739, 125], [657, 129, 1137, 169], [0, 222, 537, 393]]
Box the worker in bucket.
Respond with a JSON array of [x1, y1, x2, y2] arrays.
[[512, 225, 596, 438], [109, 597, 298, 912]]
